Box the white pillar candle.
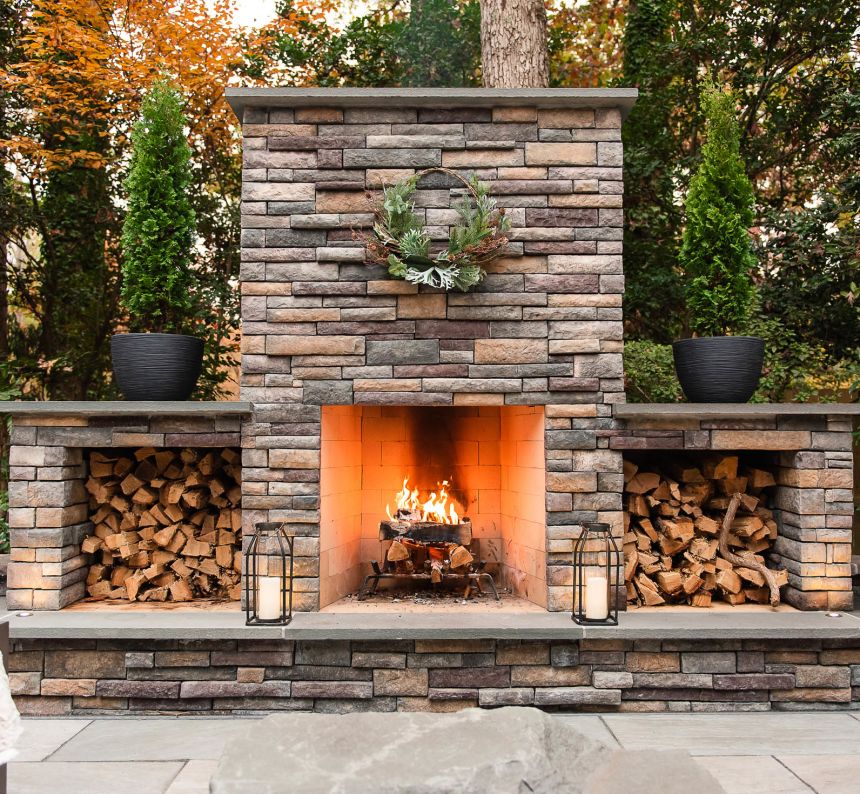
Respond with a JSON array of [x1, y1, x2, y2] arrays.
[[257, 576, 283, 621], [585, 576, 609, 620]]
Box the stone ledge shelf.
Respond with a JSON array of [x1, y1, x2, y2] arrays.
[[5, 608, 859, 642], [0, 400, 252, 417], [226, 87, 639, 116], [615, 403, 860, 420]]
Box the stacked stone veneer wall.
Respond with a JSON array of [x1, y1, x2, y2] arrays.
[[238, 98, 629, 611], [613, 412, 855, 611], [11, 637, 860, 716], [5, 414, 243, 610]]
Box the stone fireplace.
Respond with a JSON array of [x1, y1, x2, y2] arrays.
[[4, 89, 856, 618], [234, 87, 635, 612]]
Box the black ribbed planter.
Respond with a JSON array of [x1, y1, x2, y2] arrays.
[[672, 336, 764, 403], [111, 333, 203, 401]]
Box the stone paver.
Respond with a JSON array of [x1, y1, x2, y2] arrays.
[[14, 718, 91, 762], [165, 760, 220, 794], [210, 708, 723, 794], [778, 755, 860, 794], [602, 712, 860, 756], [9, 761, 183, 794], [50, 717, 257, 762], [694, 756, 812, 794]]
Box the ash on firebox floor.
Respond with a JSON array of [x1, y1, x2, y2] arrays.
[[324, 589, 544, 613]]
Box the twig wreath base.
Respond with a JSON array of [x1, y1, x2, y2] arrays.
[[361, 168, 510, 292]]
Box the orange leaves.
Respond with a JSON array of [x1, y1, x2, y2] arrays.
[[2, 0, 257, 176], [1, 0, 334, 175]]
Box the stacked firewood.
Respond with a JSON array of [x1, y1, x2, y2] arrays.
[[81, 447, 242, 603], [624, 455, 788, 608]]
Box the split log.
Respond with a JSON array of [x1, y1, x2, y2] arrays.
[[635, 573, 665, 606], [387, 540, 410, 562], [691, 592, 712, 608], [449, 545, 474, 569]]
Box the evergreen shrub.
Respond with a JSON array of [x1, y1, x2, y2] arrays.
[[121, 81, 196, 334], [679, 82, 756, 337]]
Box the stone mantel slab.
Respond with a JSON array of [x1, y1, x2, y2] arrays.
[[1, 400, 252, 417], [615, 403, 860, 421], [6, 608, 859, 642], [226, 87, 639, 118]]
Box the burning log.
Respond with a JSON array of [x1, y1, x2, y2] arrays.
[[81, 448, 242, 603], [387, 541, 411, 562], [624, 455, 787, 608], [379, 520, 473, 546], [449, 545, 474, 570]]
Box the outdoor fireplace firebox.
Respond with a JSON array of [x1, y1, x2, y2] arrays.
[[318, 405, 548, 609]]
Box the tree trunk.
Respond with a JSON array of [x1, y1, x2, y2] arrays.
[[479, 0, 549, 88]]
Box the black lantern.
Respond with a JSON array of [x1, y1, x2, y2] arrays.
[[571, 522, 621, 625], [245, 522, 294, 626]]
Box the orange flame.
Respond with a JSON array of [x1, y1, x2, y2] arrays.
[[386, 476, 461, 525]]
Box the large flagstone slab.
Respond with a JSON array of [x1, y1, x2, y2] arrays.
[[212, 706, 723, 794]]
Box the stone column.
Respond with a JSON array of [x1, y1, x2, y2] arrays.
[[774, 418, 855, 610], [6, 436, 89, 610]]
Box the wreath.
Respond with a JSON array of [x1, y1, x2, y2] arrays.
[[362, 168, 510, 292]]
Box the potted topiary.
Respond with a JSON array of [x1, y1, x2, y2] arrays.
[[111, 81, 202, 401], [673, 82, 763, 403]]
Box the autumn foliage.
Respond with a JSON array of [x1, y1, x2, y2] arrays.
[[0, 0, 315, 399], [3, 0, 249, 174]]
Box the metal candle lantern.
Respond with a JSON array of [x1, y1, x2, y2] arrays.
[[571, 522, 621, 625], [245, 522, 294, 626]]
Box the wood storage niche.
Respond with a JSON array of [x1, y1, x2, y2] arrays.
[[81, 447, 242, 604], [623, 451, 788, 609]]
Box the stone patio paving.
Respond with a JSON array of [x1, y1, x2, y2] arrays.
[[9, 712, 860, 793]]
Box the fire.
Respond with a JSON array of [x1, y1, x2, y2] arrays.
[[386, 476, 461, 525]]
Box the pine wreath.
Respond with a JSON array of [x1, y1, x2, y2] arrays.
[[362, 168, 510, 292]]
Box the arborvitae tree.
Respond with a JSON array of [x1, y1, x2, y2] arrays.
[[680, 83, 756, 337], [121, 81, 196, 334]]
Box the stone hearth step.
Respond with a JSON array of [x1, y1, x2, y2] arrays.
[[211, 706, 724, 794]]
